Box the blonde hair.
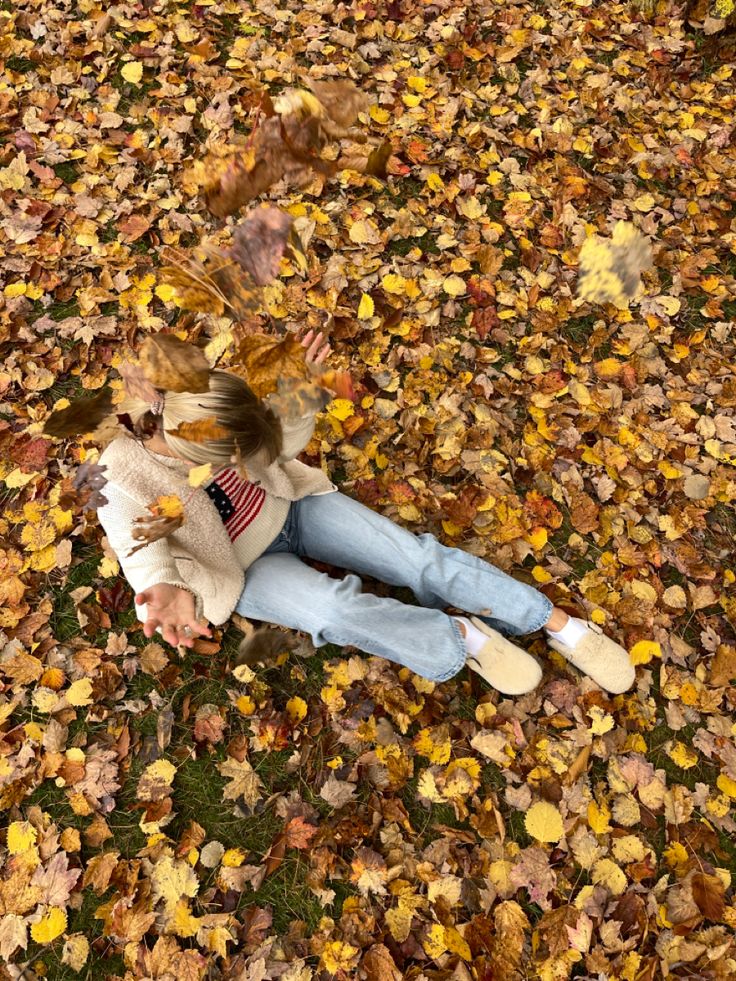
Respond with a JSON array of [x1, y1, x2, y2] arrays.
[[122, 370, 283, 466]]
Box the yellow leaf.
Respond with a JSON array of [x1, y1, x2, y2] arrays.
[[527, 527, 547, 550], [632, 193, 656, 212], [663, 842, 689, 870], [381, 273, 407, 294], [155, 283, 176, 302], [7, 821, 37, 854], [121, 61, 144, 84], [97, 555, 119, 578], [475, 703, 496, 725], [532, 565, 552, 583], [668, 742, 698, 770], [286, 696, 307, 724], [426, 173, 445, 192], [413, 726, 451, 765], [144, 759, 177, 784], [407, 75, 428, 92], [443, 275, 466, 297], [524, 800, 564, 843], [62, 934, 89, 971], [423, 923, 447, 959], [66, 679, 93, 707], [445, 924, 472, 961], [188, 462, 213, 488], [328, 398, 355, 421], [321, 939, 360, 974], [171, 900, 201, 938], [221, 848, 245, 867], [588, 706, 615, 735], [235, 694, 255, 715], [658, 461, 682, 479], [591, 858, 627, 895], [31, 907, 67, 944], [357, 292, 375, 319], [587, 800, 612, 834], [629, 640, 661, 665], [716, 774, 736, 799], [155, 494, 185, 518]]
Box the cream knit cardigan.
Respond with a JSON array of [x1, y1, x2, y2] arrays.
[[96, 411, 336, 626]]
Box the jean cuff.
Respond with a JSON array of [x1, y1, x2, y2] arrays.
[[526, 594, 554, 634], [433, 616, 467, 683]]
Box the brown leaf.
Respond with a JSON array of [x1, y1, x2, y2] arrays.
[[82, 851, 119, 894], [363, 943, 403, 981], [235, 626, 297, 667], [193, 704, 226, 745], [691, 872, 725, 921], [43, 388, 114, 439], [283, 815, 318, 850], [128, 511, 185, 556], [233, 332, 307, 398], [308, 79, 370, 129], [229, 206, 294, 286], [139, 333, 210, 394], [710, 644, 736, 686]]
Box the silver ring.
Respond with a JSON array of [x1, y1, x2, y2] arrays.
[[181, 625, 193, 638]]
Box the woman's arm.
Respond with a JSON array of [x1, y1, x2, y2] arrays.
[[96, 482, 210, 647]]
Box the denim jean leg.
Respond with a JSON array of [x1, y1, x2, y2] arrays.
[[235, 552, 466, 682], [291, 492, 553, 635]]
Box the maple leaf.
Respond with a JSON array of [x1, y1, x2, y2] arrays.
[[218, 756, 262, 809], [232, 332, 308, 398]]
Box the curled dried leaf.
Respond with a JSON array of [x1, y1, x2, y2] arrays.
[[128, 495, 185, 556]]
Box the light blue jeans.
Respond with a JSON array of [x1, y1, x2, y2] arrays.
[[235, 492, 553, 682]]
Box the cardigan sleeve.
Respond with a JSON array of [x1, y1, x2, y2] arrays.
[[276, 411, 318, 462], [96, 481, 205, 621]]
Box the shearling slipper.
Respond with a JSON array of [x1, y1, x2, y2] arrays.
[[465, 617, 543, 695], [546, 618, 636, 694]]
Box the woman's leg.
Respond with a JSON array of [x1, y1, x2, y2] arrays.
[[236, 552, 466, 683], [289, 492, 553, 637]]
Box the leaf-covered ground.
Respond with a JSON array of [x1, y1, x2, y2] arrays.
[[2, 0, 736, 978]]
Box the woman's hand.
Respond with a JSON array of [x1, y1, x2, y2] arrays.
[[135, 583, 212, 649], [300, 329, 331, 367]]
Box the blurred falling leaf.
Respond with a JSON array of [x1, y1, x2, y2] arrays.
[[232, 332, 307, 397], [229, 206, 294, 286], [43, 389, 114, 439], [139, 334, 210, 394], [166, 417, 231, 443], [128, 495, 185, 556], [577, 221, 653, 308]]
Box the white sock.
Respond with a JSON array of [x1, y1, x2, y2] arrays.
[[454, 617, 491, 659], [545, 616, 589, 649]]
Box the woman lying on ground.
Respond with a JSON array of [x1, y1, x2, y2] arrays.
[[97, 331, 636, 697]]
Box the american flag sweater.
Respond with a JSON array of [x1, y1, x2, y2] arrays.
[[204, 466, 290, 559]]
